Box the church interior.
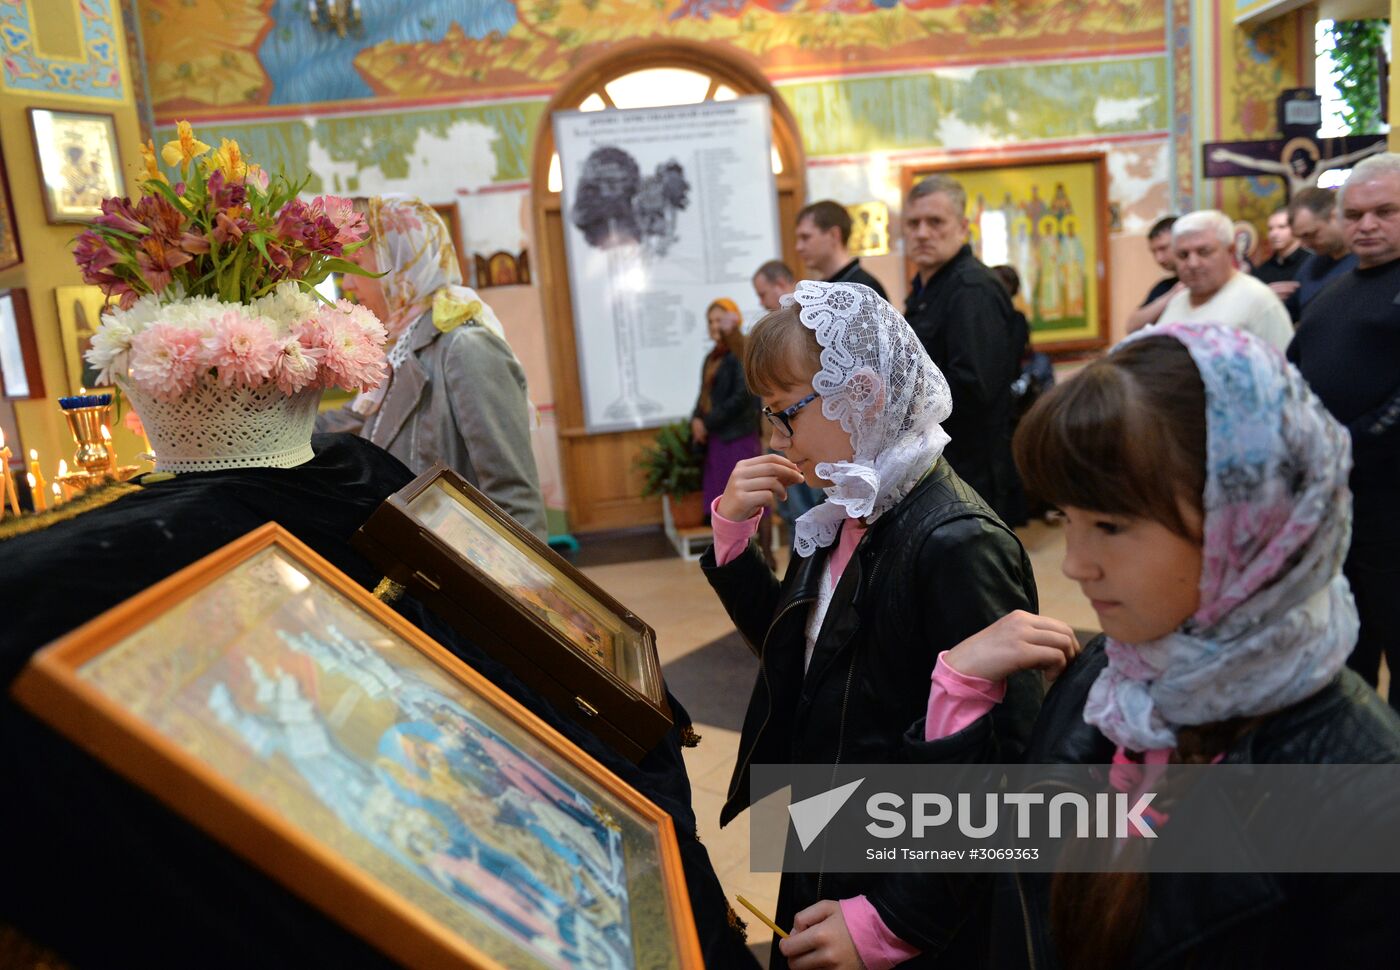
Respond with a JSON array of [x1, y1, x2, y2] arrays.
[[2, 1, 1398, 968]]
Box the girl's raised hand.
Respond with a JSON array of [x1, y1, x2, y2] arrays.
[[944, 610, 1081, 684], [716, 454, 805, 522]]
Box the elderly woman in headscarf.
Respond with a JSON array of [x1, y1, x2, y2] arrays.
[[318, 196, 547, 540]]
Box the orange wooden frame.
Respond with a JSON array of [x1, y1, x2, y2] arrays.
[[11, 522, 703, 970], [900, 151, 1112, 356]]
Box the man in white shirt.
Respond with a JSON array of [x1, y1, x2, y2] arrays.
[[1154, 209, 1293, 351]]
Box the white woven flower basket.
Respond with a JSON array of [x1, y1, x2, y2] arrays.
[[120, 373, 321, 473]]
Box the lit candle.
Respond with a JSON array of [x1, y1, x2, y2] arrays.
[[28, 449, 47, 502], [51, 482, 62, 506], [27, 472, 46, 512], [100, 425, 116, 475], [0, 428, 13, 518]]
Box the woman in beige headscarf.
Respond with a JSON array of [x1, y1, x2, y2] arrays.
[[318, 196, 547, 540]]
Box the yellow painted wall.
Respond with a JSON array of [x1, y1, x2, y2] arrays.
[[1392, 0, 1400, 150], [0, 5, 146, 490]]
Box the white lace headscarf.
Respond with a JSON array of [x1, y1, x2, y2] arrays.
[[785, 280, 953, 557], [1083, 322, 1358, 751]]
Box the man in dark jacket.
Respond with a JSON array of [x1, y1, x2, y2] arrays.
[[794, 200, 888, 299], [903, 175, 1022, 522], [1288, 153, 1400, 713]]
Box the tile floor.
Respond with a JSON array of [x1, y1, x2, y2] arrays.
[[576, 519, 1101, 958]]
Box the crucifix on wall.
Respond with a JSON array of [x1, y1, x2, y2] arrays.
[[1203, 88, 1387, 200]]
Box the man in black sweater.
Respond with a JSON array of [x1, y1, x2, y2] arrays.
[[902, 174, 1022, 523], [1252, 206, 1308, 320], [1126, 215, 1183, 333], [793, 200, 888, 300], [1288, 186, 1357, 316], [1288, 152, 1400, 713]]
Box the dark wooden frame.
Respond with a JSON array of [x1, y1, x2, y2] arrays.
[[0, 289, 46, 400], [12, 523, 702, 970], [27, 107, 126, 225], [353, 464, 671, 762], [0, 141, 20, 271], [900, 151, 1111, 355]]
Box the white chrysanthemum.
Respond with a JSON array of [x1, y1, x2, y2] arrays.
[[105, 292, 168, 333], [250, 281, 317, 333], [86, 320, 136, 381], [144, 295, 225, 333]]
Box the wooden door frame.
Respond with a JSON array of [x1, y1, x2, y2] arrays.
[[531, 40, 807, 533]]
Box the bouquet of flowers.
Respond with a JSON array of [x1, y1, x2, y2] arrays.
[[71, 123, 389, 472]]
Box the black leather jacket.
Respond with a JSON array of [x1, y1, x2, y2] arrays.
[[694, 352, 760, 443], [984, 637, 1400, 970], [702, 460, 1044, 966]]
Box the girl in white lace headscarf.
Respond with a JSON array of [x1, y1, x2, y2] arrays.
[[704, 281, 1040, 970], [775, 279, 954, 555]]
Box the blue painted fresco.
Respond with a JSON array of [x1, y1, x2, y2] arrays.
[[260, 0, 517, 105]]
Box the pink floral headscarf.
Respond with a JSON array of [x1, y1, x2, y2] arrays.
[[366, 196, 462, 342], [1083, 322, 1358, 751]]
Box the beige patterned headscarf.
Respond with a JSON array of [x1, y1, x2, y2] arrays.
[[352, 195, 510, 417], [367, 195, 464, 342]]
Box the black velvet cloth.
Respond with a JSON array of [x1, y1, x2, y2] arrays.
[[0, 433, 755, 969]]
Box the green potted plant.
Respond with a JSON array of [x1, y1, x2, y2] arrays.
[[637, 420, 706, 528]]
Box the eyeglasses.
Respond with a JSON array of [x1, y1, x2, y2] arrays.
[[761, 392, 818, 437]]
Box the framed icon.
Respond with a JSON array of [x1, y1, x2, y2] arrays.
[[55, 284, 114, 393], [0, 289, 45, 400], [902, 152, 1110, 354], [12, 523, 702, 970], [0, 140, 20, 270], [28, 108, 125, 224], [354, 465, 670, 761]]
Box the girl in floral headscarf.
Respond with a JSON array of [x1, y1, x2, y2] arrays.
[[318, 196, 547, 540], [916, 323, 1400, 969]]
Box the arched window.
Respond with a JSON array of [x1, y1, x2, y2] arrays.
[[544, 68, 785, 193], [531, 41, 806, 532]]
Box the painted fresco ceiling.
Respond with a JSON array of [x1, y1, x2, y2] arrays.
[[142, 0, 1166, 118]]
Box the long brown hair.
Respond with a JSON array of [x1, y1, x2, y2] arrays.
[[1014, 335, 1207, 539], [1017, 337, 1257, 966]]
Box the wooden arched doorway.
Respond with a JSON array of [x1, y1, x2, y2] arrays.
[[531, 40, 806, 533]]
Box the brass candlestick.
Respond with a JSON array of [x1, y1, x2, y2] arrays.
[[62, 402, 115, 475]]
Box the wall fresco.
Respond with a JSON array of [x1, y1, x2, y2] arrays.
[[777, 57, 1168, 158], [1, 0, 126, 102], [142, 0, 1166, 119]]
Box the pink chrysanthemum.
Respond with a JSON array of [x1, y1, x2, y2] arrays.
[[273, 337, 324, 395], [299, 304, 387, 392], [202, 310, 280, 389], [129, 323, 207, 401]]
